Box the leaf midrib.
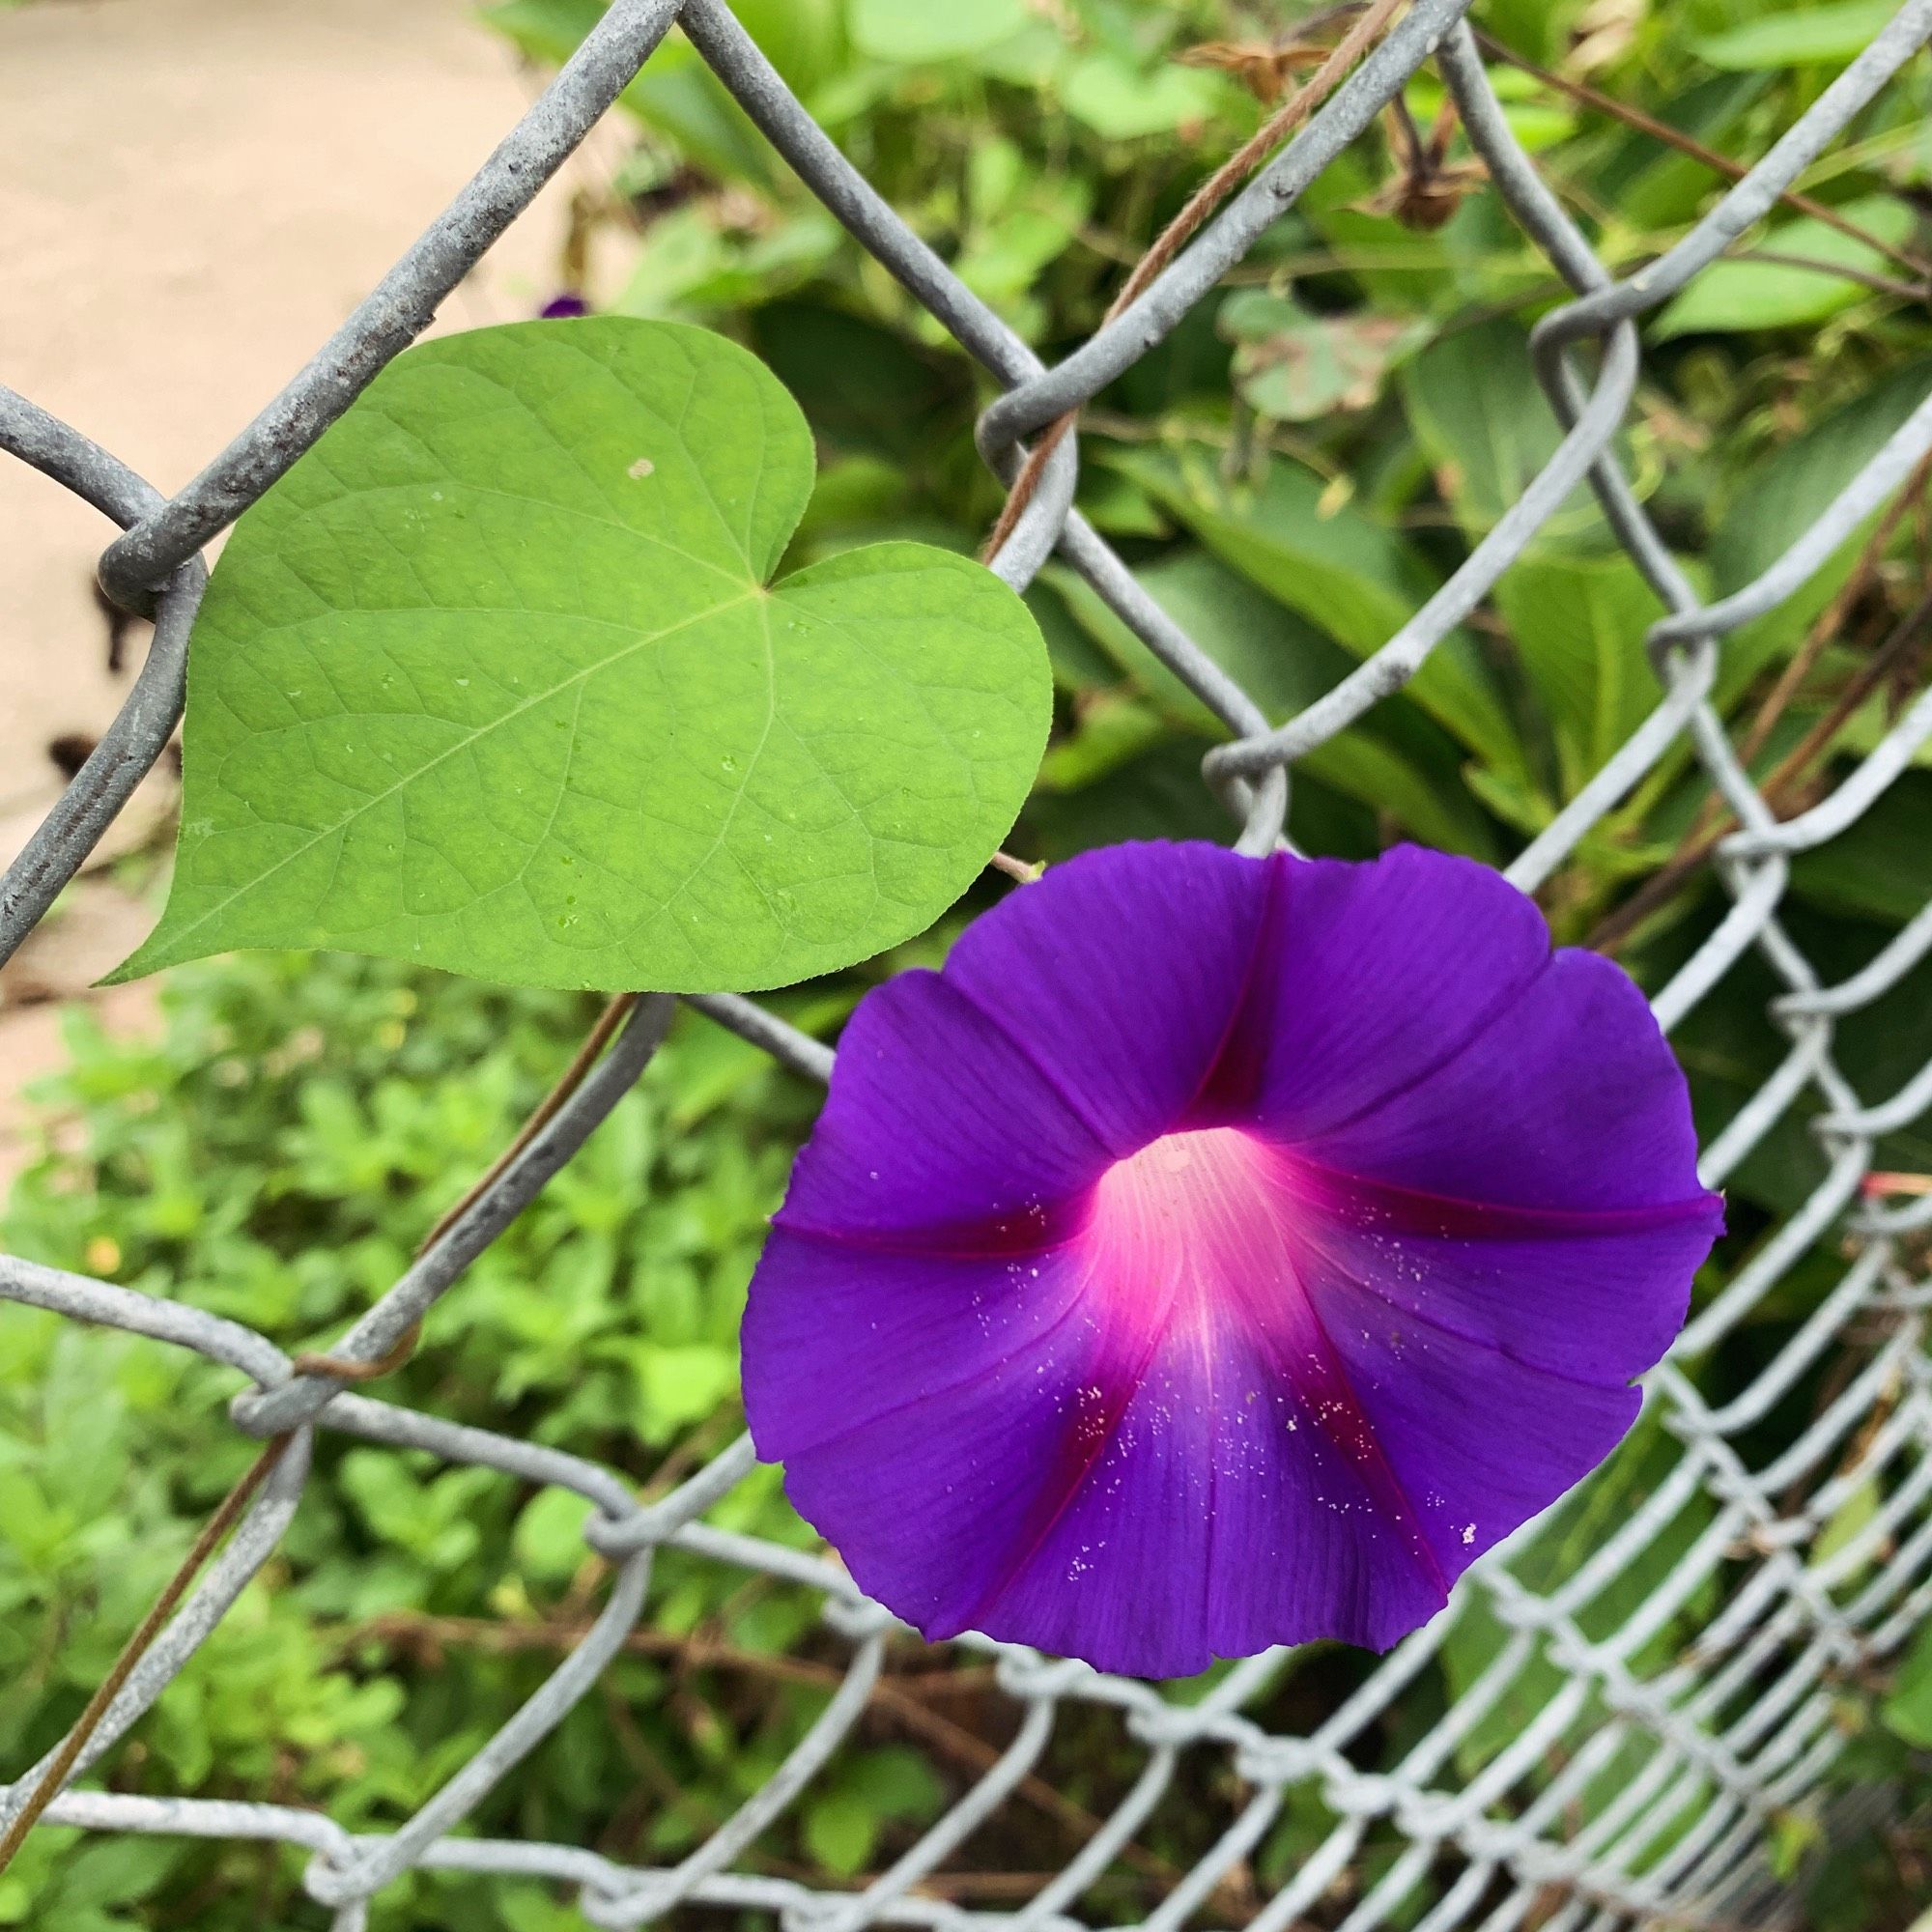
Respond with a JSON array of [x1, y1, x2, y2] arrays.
[[166, 587, 765, 959]]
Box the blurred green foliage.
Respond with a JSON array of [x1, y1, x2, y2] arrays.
[[0, 953, 852, 1929], [11, 0, 1932, 1922]]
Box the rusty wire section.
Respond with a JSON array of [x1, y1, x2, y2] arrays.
[[7, 2, 1932, 1926]]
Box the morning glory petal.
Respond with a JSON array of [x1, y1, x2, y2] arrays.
[[741, 841, 1722, 1677]]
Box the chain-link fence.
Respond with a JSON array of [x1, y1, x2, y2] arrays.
[[7, 2, 1932, 1926]]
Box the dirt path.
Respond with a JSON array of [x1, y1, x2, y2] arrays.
[[0, 0, 616, 1180]]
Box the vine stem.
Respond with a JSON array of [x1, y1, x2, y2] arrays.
[[1590, 580, 1932, 954], [0, 1437, 293, 1879], [0, 990, 644, 1878], [413, 990, 639, 1258], [1468, 23, 1932, 287], [980, 0, 1412, 562]]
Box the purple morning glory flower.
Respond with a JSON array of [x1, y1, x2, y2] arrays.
[[539, 293, 592, 319], [742, 842, 1722, 1678]]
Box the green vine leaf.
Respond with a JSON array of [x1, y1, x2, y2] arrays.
[[114, 319, 1049, 992]]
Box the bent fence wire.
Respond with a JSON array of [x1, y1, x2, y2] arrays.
[[5, 3, 1932, 1927]]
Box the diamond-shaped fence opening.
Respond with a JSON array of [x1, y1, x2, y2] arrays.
[[6, 2, 1932, 1928]]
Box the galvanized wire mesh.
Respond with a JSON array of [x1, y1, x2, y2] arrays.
[[6, 2, 1932, 1927]]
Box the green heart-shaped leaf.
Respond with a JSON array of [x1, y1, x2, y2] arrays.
[[115, 319, 1049, 991]]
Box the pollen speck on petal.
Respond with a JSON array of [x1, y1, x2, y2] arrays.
[[741, 841, 1722, 1679]]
